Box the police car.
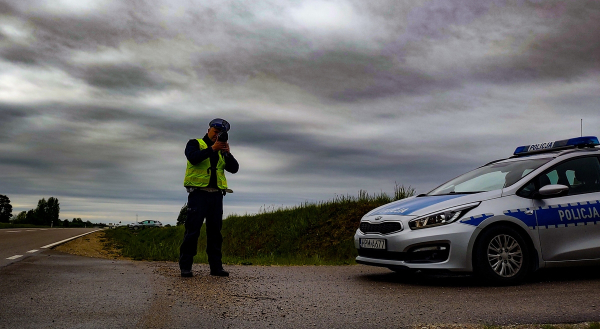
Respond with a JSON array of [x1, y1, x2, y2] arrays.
[[355, 136, 600, 284]]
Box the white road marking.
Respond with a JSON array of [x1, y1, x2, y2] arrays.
[[6, 255, 23, 260], [41, 230, 102, 249], [27, 250, 38, 253]]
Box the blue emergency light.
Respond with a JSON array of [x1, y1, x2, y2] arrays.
[[513, 136, 600, 156]]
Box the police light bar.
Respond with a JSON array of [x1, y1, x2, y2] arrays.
[[513, 136, 600, 156]]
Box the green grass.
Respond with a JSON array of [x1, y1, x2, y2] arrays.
[[541, 325, 559, 329], [104, 185, 415, 265], [482, 325, 502, 329]]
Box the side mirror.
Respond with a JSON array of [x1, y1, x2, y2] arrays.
[[536, 184, 569, 198]]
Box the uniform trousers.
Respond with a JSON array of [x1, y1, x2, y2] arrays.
[[179, 190, 224, 272]]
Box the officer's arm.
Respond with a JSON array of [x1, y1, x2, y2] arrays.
[[224, 153, 239, 174], [185, 139, 213, 165]]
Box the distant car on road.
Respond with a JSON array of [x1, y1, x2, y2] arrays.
[[128, 220, 163, 230], [355, 136, 600, 284]]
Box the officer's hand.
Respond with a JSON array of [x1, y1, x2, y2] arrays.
[[221, 143, 230, 153], [212, 142, 228, 151]]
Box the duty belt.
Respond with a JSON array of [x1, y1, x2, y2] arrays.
[[186, 187, 233, 193]]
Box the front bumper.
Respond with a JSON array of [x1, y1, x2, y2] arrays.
[[354, 221, 477, 272]]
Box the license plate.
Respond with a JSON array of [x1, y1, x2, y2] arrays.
[[360, 238, 386, 250]]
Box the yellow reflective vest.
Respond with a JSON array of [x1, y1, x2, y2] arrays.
[[183, 139, 228, 189]]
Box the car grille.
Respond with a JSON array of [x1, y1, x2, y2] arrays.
[[359, 222, 402, 234]]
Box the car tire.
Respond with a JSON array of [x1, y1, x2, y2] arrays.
[[473, 225, 531, 285]]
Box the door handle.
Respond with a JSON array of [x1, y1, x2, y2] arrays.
[[525, 210, 534, 215]]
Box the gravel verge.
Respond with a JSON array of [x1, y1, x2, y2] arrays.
[[54, 231, 600, 329], [54, 230, 129, 260]]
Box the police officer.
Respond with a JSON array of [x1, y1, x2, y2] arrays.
[[180, 118, 239, 277]]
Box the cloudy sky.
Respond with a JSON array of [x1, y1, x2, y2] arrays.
[[1, 0, 599, 225]]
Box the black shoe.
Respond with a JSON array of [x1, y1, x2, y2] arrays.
[[181, 269, 193, 277], [210, 269, 229, 277]]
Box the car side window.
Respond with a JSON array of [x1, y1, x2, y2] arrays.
[[518, 156, 600, 198]]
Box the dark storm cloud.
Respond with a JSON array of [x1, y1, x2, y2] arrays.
[[0, 104, 151, 199], [0, 1, 15, 16], [0, 0, 460, 100], [4, 1, 168, 50], [190, 0, 599, 103], [0, 1, 174, 92], [200, 51, 455, 102], [78, 64, 165, 91], [2, 0, 595, 101], [468, 1, 600, 84], [192, 16, 461, 102], [200, 117, 488, 190], [0, 45, 41, 65], [19, 104, 507, 183], [0, 54, 167, 93], [354, 0, 600, 87], [0, 101, 460, 203], [508, 0, 600, 81], [61, 106, 198, 143], [0, 105, 31, 127]]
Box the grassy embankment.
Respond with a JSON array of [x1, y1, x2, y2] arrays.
[[104, 185, 414, 265]]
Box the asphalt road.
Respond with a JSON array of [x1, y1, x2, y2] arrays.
[[0, 228, 99, 267], [1, 248, 600, 329]]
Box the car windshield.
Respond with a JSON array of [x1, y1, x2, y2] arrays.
[[428, 157, 552, 195]]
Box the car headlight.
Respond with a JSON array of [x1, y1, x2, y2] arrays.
[[408, 202, 480, 230]]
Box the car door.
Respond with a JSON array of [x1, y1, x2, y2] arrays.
[[531, 156, 600, 261]]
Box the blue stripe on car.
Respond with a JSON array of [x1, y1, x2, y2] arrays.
[[370, 194, 467, 216], [503, 209, 537, 229], [461, 200, 600, 229], [460, 213, 494, 226]]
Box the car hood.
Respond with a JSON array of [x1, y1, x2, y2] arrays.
[[365, 190, 502, 217]]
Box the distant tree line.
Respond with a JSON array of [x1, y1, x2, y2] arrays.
[[11, 197, 60, 226], [0, 194, 12, 223], [1, 194, 97, 227]]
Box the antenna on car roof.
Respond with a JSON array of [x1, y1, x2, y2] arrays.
[[581, 119, 583, 137]]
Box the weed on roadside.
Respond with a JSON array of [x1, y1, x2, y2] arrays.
[[482, 324, 502, 329], [541, 325, 559, 329]]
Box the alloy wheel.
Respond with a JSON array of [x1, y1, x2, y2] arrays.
[[486, 234, 523, 278]]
